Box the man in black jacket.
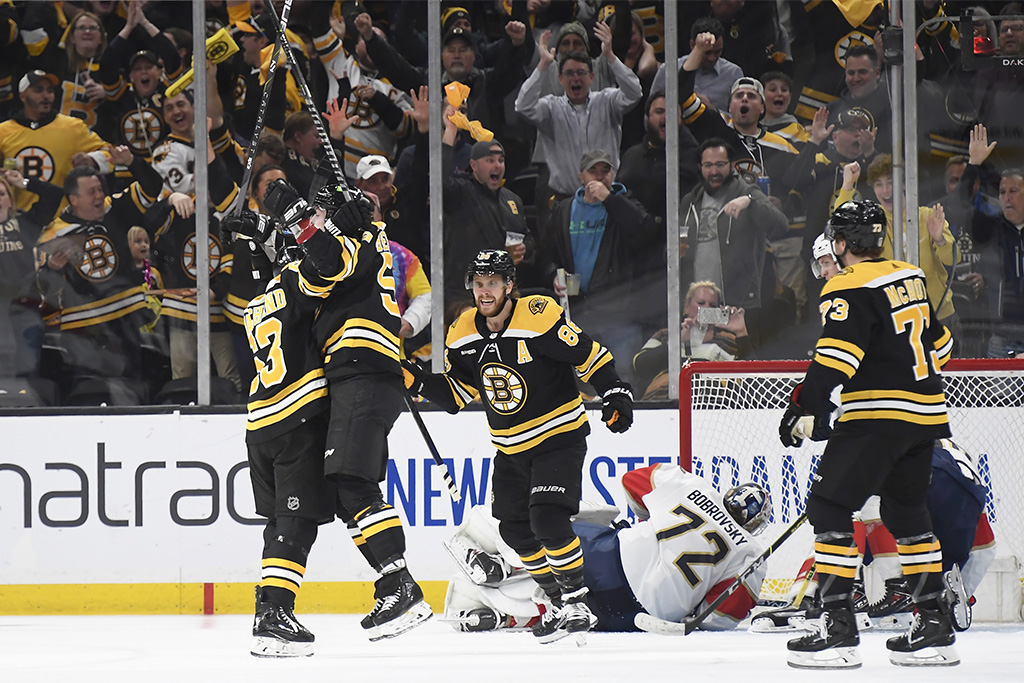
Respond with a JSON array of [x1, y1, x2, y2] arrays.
[[541, 150, 660, 384]]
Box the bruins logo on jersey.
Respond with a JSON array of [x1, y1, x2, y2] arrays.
[[77, 234, 118, 282], [528, 298, 548, 315], [182, 233, 222, 278], [834, 31, 874, 68], [480, 363, 526, 415], [16, 146, 55, 182], [733, 158, 764, 185], [121, 108, 163, 155]]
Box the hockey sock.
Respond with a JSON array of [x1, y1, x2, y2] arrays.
[[545, 536, 585, 594], [518, 545, 561, 601], [347, 520, 382, 573], [354, 501, 406, 569], [813, 531, 859, 608], [896, 533, 946, 608], [260, 517, 318, 608]]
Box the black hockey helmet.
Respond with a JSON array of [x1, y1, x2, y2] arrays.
[[825, 199, 887, 251], [314, 182, 348, 212], [723, 483, 771, 536], [465, 249, 516, 290]]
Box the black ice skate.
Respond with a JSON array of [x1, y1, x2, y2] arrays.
[[886, 607, 959, 666], [867, 576, 915, 629], [367, 569, 433, 641], [787, 608, 861, 669], [560, 587, 598, 646], [443, 536, 511, 586], [532, 598, 568, 645], [250, 588, 315, 658], [450, 607, 515, 632]]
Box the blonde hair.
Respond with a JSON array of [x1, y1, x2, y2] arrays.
[[684, 280, 722, 308], [127, 226, 149, 245]]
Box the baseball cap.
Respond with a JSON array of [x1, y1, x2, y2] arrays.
[[579, 149, 613, 172], [235, 13, 271, 38], [470, 140, 504, 160], [443, 26, 472, 47], [129, 50, 159, 69], [731, 76, 764, 105], [831, 107, 874, 130], [356, 155, 393, 180], [18, 70, 59, 93]]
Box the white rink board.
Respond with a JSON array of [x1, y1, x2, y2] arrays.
[[0, 409, 678, 584]]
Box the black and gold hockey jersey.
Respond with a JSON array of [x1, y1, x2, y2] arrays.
[[419, 295, 620, 455], [801, 259, 954, 436], [310, 225, 403, 380], [244, 230, 355, 442]]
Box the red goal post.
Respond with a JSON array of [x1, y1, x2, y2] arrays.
[[679, 358, 1024, 610]]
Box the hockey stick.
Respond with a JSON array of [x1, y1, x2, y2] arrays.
[[235, 0, 293, 212], [635, 512, 809, 636], [403, 393, 461, 502], [263, 3, 356, 201]]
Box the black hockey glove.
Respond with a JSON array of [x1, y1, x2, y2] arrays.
[[263, 178, 314, 227], [330, 193, 374, 236], [221, 210, 276, 244], [779, 384, 809, 448], [401, 358, 426, 395], [601, 382, 634, 434]]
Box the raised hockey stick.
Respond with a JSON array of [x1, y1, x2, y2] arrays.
[[403, 393, 461, 502], [635, 512, 809, 636], [235, 0, 293, 211]]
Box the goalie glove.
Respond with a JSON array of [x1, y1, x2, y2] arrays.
[[401, 358, 426, 395], [778, 384, 809, 448], [601, 382, 633, 434], [221, 210, 276, 244]]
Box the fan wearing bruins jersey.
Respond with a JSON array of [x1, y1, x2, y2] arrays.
[[33, 164, 157, 383], [403, 249, 634, 646], [778, 200, 958, 670], [263, 179, 433, 643]]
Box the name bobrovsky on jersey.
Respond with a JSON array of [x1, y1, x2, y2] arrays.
[[686, 489, 748, 546]]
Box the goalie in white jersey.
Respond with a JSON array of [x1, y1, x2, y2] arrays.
[[444, 464, 770, 634]]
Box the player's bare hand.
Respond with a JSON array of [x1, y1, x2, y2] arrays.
[[969, 123, 996, 165]]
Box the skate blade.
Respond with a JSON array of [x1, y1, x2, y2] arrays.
[[536, 628, 571, 645], [874, 613, 914, 630], [750, 616, 805, 633], [787, 647, 862, 670], [441, 539, 488, 585], [944, 566, 971, 631], [574, 632, 588, 647], [889, 645, 960, 667], [855, 612, 873, 631], [250, 636, 314, 658], [369, 601, 433, 641]]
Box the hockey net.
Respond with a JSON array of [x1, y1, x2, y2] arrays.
[[680, 358, 1024, 611]]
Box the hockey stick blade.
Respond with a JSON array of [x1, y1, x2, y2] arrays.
[[404, 393, 461, 501], [634, 612, 689, 635], [674, 512, 809, 635]]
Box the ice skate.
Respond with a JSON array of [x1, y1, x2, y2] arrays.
[[868, 576, 914, 629], [447, 607, 517, 632], [887, 607, 959, 666], [532, 598, 568, 644], [367, 569, 433, 641], [944, 565, 971, 632], [787, 608, 861, 669], [250, 588, 314, 658], [443, 536, 511, 586], [560, 587, 597, 646]]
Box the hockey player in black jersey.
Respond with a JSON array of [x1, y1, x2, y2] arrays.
[[778, 200, 958, 669], [403, 249, 634, 646], [261, 179, 432, 642]]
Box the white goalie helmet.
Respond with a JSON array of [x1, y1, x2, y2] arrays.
[[810, 232, 838, 280], [723, 483, 771, 535]]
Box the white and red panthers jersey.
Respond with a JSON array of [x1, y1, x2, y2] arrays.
[[619, 464, 764, 630]]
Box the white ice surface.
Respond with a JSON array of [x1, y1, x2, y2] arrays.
[[1, 615, 1022, 683]]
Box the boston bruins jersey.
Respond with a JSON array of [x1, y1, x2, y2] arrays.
[[310, 225, 403, 380], [35, 183, 155, 333], [243, 231, 346, 443], [619, 464, 764, 629], [0, 111, 113, 212], [150, 135, 240, 215], [419, 295, 620, 455], [801, 259, 953, 436]]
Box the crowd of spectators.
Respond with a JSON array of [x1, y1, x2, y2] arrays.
[[1, 0, 1023, 408]]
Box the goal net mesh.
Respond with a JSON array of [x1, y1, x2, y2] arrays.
[[680, 359, 1024, 606]]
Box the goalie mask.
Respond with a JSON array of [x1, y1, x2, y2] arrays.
[[723, 483, 771, 535], [465, 249, 516, 290]]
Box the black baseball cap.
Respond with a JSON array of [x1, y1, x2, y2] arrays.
[[129, 50, 159, 68]]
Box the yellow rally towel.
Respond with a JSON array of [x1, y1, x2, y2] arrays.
[[444, 82, 493, 142]]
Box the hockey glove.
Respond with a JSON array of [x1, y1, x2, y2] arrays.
[[330, 193, 374, 236], [401, 358, 426, 395], [221, 210, 276, 244], [264, 178, 314, 224], [779, 384, 808, 448], [601, 382, 634, 434]]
